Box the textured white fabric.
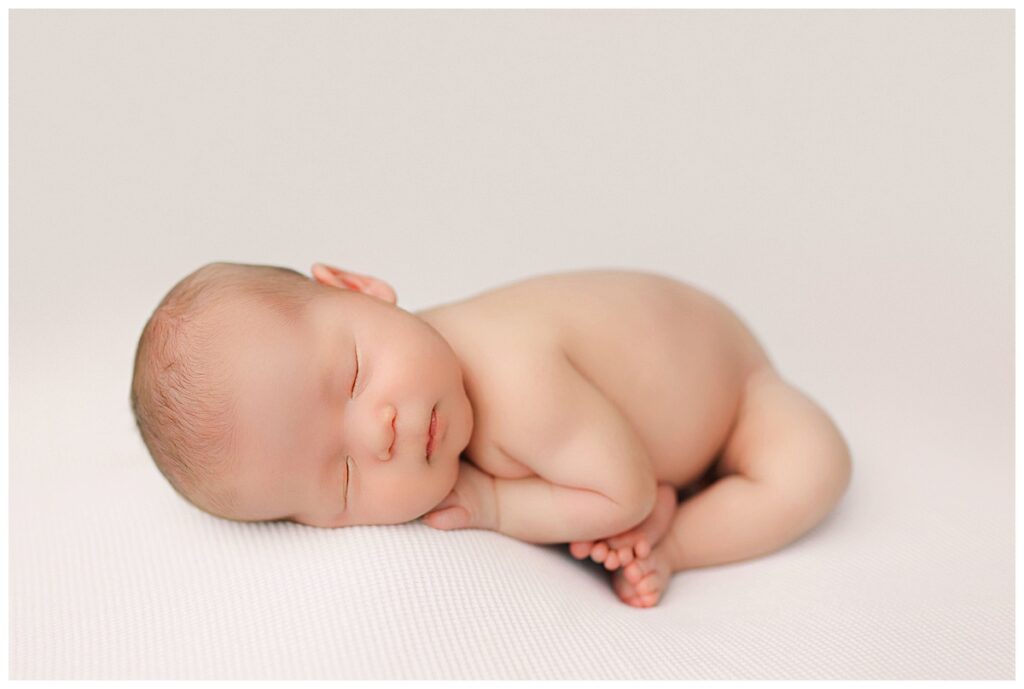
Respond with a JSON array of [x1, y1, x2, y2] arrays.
[[9, 413, 1013, 679]]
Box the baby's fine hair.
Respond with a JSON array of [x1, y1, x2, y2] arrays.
[[130, 261, 319, 519]]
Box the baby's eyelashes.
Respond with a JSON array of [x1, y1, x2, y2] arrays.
[[344, 455, 353, 507], [351, 343, 360, 398]]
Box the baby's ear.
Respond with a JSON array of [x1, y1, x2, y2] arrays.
[[311, 263, 397, 304]]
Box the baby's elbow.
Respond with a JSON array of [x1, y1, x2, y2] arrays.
[[617, 467, 658, 529]]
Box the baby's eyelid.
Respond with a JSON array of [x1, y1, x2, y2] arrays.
[[344, 455, 353, 508], [350, 343, 359, 398]]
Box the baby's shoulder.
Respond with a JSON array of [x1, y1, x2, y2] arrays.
[[430, 299, 573, 479], [424, 273, 570, 357]]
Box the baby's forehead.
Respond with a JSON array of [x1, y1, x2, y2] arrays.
[[211, 293, 307, 333], [210, 290, 360, 373], [198, 300, 300, 372]]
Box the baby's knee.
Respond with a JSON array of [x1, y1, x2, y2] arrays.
[[812, 412, 852, 500], [775, 427, 852, 524], [726, 370, 853, 522]]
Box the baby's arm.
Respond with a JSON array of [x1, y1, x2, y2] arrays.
[[425, 347, 658, 544], [570, 483, 679, 569], [490, 475, 652, 544], [422, 460, 654, 544]]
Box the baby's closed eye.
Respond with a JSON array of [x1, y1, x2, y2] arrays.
[[351, 343, 360, 398]]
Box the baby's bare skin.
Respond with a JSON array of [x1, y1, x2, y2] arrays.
[[209, 262, 850, 609], [420, 270, 768, 488], [418, 269, 852, 607]]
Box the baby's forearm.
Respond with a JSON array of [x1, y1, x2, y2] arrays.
[[492, 476, 646, 544]]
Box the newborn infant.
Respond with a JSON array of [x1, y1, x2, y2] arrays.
[[131, 261, 852, 608]]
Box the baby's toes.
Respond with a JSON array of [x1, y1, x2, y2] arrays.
[[603, 551, 621, 570], [636, 593, 659, 608], [623, 557, 658, 585], [603, 530, 650, 564], [569, 541, 593, 560], [590, 541, 610, 564], [612, 569, 640, 605], [635, 571, 662, 596], [605, 529, 639, 550]]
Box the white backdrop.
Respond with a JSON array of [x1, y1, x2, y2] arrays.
[[10, 9, 1013, 679]]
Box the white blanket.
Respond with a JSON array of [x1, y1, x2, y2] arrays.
[[9, 420, 1013, 679]]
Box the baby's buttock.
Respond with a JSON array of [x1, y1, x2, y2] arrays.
[[559, 274, 774, 491], [654, 282, 773, 488]]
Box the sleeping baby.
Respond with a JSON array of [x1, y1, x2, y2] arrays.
[[130, 261, 852, 608]]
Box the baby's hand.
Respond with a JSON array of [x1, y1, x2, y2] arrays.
[[569, 483, 679, 570], [421, 461, 498, 532]]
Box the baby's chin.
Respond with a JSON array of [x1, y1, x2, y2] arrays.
[[372, 482, 461, 526], [407, 462, 460, 521]]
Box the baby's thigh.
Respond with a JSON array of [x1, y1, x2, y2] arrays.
[[717, 368, 852, 513]]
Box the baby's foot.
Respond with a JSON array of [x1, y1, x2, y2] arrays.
[[569, 483, 678, 571], [611, 543, 674, 608]]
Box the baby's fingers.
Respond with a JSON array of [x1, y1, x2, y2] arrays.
[[421, 506, 470, 530]]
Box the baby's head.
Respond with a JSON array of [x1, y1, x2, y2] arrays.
[[130, 261, 471, 527]]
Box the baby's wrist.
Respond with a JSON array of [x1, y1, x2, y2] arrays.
[[469, 465, 499, 531]]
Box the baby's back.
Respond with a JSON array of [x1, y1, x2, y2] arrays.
[[420, 269, 773, 490]]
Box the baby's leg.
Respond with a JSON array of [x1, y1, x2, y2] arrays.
[[614, 368, 852, 607]]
